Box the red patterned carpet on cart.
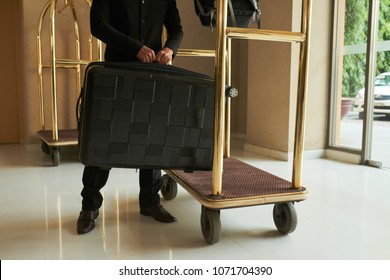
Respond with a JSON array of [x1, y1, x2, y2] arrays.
[[172, 157, 306, 200]]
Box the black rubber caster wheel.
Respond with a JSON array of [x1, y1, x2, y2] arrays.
[[51, 147, 60, 167], [200, 206, 221, 244], [160, 174, 178, 200], [273, 202, 297, 234], [41, 142, 50, 155]]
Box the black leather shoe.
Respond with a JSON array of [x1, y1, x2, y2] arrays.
[[140, 205, 177, 223], [77, 209, 99, 234]]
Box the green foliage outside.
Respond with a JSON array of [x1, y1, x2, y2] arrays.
[[342, 0, 390, 97]]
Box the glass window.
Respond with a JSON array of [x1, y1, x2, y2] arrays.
[[330, 0, 390, 168]]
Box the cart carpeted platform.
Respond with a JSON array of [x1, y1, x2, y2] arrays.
[[170, 157, 306, 202]]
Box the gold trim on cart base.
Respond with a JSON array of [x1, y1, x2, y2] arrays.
[[37, 129, 78, 166]]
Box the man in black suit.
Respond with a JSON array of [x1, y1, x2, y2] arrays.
[[77, 0, 184, 234]]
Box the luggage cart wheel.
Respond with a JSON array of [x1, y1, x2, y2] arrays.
[[200, 206, 221, 244], [273, 202, 297, 234], [51, 147, 60, 167], [41, 142, 51, 155], [160, 174, 178, 200]]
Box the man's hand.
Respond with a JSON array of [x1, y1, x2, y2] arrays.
[[137, 45, 156, 63], [155, 47, 173, 65]]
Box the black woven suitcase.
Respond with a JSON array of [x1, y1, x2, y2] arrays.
[[78, 62, 214, 171]]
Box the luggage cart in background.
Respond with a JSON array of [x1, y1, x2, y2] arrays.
[[162, 0, 312, 244], [37, 0, 102, 166]]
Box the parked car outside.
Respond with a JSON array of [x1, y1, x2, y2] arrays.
[[353, 72, 390, 119]]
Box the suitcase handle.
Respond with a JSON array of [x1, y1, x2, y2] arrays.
[[85, 61, 213, 81]]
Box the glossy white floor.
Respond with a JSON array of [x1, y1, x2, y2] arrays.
[[0, 140, 389, 260]]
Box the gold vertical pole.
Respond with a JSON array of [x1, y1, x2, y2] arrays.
[[224, 37, 232, 158], [70, 2, 81, 100], [292, 0, 312, 188], [212, 0, 228, 196], [88, 34, 93, 61], [50, 0, 59, 141], [37, 1, 51, 131], [98, 40, 103, 61], [86, 0, 94, 61], [84, 0, 103, 61]]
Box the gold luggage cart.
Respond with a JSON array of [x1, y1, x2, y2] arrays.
[[162, 0, 312, 244], [37, 0, 102, 166]]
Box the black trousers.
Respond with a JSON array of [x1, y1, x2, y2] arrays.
[[81, 166, 161, 210]]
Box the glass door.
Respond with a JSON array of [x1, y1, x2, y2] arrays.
[[370, 0, 390, 168], [330, 0, 390, 168]]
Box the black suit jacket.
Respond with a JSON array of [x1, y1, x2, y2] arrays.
[[90, 0, 183, 62]]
